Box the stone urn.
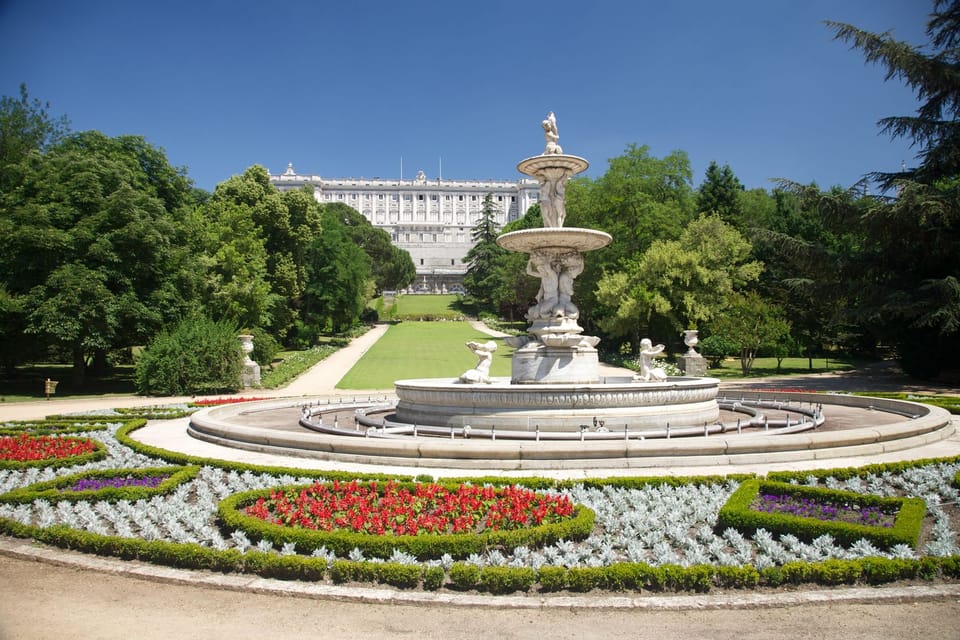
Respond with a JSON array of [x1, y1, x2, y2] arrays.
[[238, 334, 261, 387], [683, 329, 700, 356]]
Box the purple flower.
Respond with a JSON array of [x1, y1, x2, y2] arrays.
[[753, 493, 895, 528], [66, 475, 169, 492]]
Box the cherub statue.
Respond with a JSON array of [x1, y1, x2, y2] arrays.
[[459, 340, 498, 384], [542, 111, 562, 155], [635, 338, 668, 382]]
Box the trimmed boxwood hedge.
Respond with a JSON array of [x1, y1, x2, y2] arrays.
[[0, 465, 200, 504], [717, 479, 925, 549], [217, 481, 596, 560], [0, 420, 111, 435]]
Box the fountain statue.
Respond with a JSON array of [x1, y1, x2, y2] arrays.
[[392, 113, 721, 430]]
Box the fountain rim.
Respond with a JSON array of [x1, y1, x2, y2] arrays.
[[497, 227, 612, 253]]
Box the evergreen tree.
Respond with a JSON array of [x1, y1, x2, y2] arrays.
[[828, 0, 960, 188], [773, 1, 960, 378], [697, 161, 744, 224], [462, 194, 506, 306]]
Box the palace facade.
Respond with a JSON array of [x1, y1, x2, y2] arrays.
[[269, 164, 540, 292]]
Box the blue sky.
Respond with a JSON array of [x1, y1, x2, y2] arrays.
[[0, 1, 929, 193]]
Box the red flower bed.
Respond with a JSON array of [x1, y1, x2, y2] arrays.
[[0, 433, 98, 462], [192, 397, 271, 406], [245, 480, 576, 536]]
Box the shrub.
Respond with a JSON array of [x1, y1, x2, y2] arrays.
[[699, 334, 739, 368], [135, 315, 243, 395], [449, 562, 480, 589], [479, 566, 536, 594], [248, 327, 281, 370], [422, 566, 445, 591]]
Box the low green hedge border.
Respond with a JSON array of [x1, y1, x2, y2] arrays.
[[767, 455, 960, 484], [217, 481, 596, 561], [0, 436, 107, 471], [5, 511, 957, 594], [0, 420, 111, 435], [718, 479, 925, 549], [113, 419, 416, 483], [0, 465, 200, 504]]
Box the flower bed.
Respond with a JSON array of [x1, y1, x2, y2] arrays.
[[0, 433, 106, 469], [220, 480, 595, 560], [0, 465, 200, 504], [753, 492, 896, 528], [718, 480, 925, 549], [191, 397, 271, 407]]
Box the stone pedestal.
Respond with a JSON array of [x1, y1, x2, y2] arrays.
[[238, 334, 261, 387], [678, 354, 708, 377], [511, 343, 600, 384]]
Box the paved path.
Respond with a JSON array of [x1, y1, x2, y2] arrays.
[[2, 325, 960, 637]]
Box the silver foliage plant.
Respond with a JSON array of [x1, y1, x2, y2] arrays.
[[0, 419, 957, 572]]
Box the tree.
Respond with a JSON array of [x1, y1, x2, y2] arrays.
[[821, 1, 960, 377], [697, 161, 744, 224], [0, 84, 69, 191], [0, 130, 199, 383], [594, 215, 762, 352], [828, 0, 960, 189], [707, 292, 791, 376], [489, 204, 544, 320], [563, 144, 696, 335], [462, 194, 506, 306], [300, 210, 374, 337], [322, 202, 415, 293]]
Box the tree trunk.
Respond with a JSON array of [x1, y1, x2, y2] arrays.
[[72, 347, 87, 387]]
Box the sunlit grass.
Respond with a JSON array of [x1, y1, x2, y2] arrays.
[[336, 321, 513, 389], [707, 356, 858, 379]]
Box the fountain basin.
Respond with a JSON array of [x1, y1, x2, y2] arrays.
[[394, 376, 721, 431]]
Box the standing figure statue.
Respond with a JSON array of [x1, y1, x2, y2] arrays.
[[537, 166, 569, 227], [556, 252, 583, 318], [526, 250, 560, 320], [542, 111, 562, 155], [459, 340, 498, 384], [635, 338, 668, 382]]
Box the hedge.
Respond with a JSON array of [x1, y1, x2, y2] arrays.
[[717, 479, 925, 549]]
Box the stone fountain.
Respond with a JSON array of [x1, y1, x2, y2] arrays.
[[392, 113, 721, 432], [187, 115, 955, 467]]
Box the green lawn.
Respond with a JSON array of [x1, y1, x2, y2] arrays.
[[707, 356, 857, 379], [0, 364, 137, 402], [373, 294, 472, 321], [336, 321, 513, 389]]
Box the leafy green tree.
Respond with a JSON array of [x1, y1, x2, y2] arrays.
[[489, 204, 544, 320], [462, 193, 506, 307], [595, 215, 762, 352], [322, 202, 415, 293], [300, 209, 374, 337], [707, 291, 791, 376], [0, 130, 199, 383], [204, 166, 318, 338], [0, 83, 69, 191], [564, 144, 696, 335]]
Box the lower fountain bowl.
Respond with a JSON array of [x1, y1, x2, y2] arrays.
[[393, 376, 721, 431]]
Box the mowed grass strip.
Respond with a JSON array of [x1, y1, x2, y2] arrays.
[[336, 322, 513, 389]]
